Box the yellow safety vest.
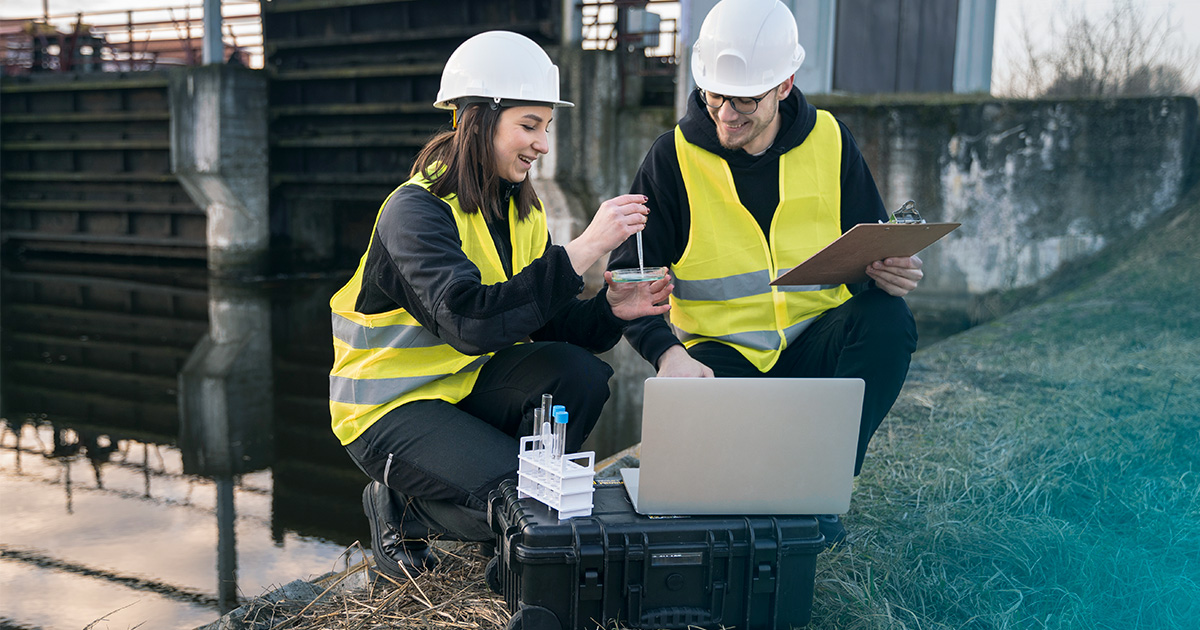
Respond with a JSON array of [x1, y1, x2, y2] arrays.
[[329, 172, 548, 445], [670, 110, 852, 372]]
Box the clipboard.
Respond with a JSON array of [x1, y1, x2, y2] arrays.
[[771, 201, 960, 286]]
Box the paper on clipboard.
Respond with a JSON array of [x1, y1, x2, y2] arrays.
[[771, 221, 960, 286]]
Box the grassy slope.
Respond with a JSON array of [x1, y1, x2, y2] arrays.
[[815, 190, 1200, 629]]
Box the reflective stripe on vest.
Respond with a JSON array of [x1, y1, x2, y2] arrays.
[[329, 355, 491, 406], [328, 172, 548, 445], [670, 110, 852, 371], [331, 312, 444, 349], [673, 271, 841, 301]]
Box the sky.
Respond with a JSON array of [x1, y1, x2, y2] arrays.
[[990, 0, 1200, 91], [1, 0, 1198, 92]]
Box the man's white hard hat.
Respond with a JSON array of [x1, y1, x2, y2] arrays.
[[434, 30, 574, 110], [691, 0, 806, 97]]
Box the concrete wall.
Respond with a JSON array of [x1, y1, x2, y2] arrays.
[[820, 95, 1199, 321]]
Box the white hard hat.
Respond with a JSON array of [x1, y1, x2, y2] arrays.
[[434, 31, 573, 110], [691, 0, 806, 97]]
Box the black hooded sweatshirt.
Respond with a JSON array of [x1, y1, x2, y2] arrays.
[[608, 88, 889, 369], [352, 180, 625, 357]]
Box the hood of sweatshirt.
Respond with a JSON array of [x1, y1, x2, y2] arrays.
[[677, 87, 817, 168]]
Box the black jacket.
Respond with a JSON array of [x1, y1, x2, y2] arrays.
[[609, 88, 888, 368], [354, 182, 625, 356]]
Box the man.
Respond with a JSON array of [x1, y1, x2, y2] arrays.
[[609, 0, 923, 545]]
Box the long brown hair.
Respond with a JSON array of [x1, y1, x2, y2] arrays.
[[410, 103, 542, 222]]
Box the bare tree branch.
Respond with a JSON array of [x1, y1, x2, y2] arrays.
[[996, 0, 1198, 98]]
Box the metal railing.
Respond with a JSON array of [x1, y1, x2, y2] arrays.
[[579, 1, 680, 106], [580, 0, 679, 63], [1, 1, 262, 75]]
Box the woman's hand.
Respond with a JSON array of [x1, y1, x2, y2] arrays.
[[564, 194, 650, 276], [605, 268, 672, 321]]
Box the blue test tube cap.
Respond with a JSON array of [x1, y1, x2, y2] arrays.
[[554, 410, 568, 424], [552, 404, 565, 416]]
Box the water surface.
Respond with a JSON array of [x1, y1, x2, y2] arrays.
[[0, 260, 365, 630]]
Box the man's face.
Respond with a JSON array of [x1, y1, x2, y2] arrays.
[[702, 80, 791, 155]]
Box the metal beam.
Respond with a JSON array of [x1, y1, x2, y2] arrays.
[[203, 0, 222, 64]]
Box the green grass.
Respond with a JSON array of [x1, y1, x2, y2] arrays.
[[814, 190, 1200, 629]]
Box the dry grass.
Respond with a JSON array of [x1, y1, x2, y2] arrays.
[[223, 543, 508, 630], [233, 193, 1200, 629]]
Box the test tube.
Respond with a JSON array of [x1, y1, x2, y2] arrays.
[[539, 394, 553, 444], [550, 405, 565, 450], [531, 407, 544, 440], [542, 403, 563, 455], [552, 409, 568, 461]]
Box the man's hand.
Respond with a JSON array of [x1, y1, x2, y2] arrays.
[[605, 269, 672, 321], [656, 345, 714, 378], [865, 255, 923, 297]]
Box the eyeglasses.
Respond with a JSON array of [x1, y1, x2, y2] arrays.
[[700, 89, 771, 115]]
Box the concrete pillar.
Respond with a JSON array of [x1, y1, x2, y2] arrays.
[[953, 0, 996, 93], [169, 65, 270, 277], [675, 0, 718, 119], [177, 279, 274, 479], [791, 0, 837, 95], [562, 0, 583, 45]]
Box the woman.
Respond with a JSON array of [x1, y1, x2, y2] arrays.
[[329, 31, 672, 580]]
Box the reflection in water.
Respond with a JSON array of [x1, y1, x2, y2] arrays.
[[0, 260, 366, 630]]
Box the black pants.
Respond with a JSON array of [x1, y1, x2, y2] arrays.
[[688, 288, 917, 475], [345, 341, 613, 541]]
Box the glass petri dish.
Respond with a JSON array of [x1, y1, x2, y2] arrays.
[[610, 268, 667, 283]]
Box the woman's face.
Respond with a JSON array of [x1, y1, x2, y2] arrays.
[[492, 105, 553, 183]]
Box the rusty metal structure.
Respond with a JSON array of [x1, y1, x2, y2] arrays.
[[581, 0, 679, 106], [0, 3, 262, 74]]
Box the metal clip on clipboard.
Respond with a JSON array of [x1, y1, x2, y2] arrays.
[[885, 200, 925, 224], [773, 199, 960, 286]]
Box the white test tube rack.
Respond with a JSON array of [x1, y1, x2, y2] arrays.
[[517, 434, 595, 520]]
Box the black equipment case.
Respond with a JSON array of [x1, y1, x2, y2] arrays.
[[486, 479, 826, 630]]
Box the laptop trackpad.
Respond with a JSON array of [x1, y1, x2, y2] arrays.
[[619, 467, 640, 512]]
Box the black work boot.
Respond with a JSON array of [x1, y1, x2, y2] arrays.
[[362, 481, 439, 580]]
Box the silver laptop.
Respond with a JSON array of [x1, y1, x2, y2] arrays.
[[620, 377, 864, 515]]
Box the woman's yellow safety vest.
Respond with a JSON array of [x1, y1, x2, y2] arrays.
[[329, 173, 548, 445], [670, 110, 852, 372]]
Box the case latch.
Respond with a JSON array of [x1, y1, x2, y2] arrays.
[[752, 561, 776, 593]]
